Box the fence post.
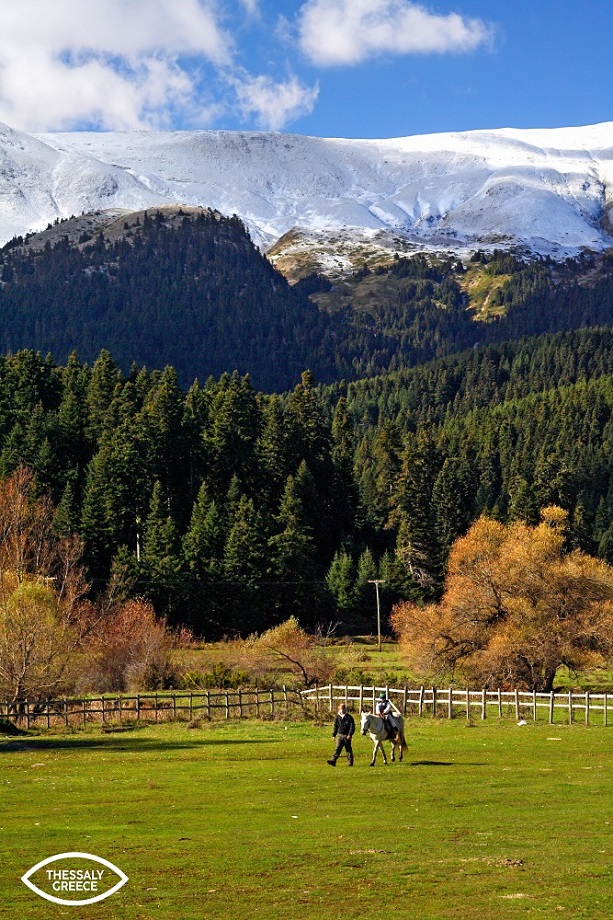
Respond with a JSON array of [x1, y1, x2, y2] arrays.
[[15, 683, 612, 731]]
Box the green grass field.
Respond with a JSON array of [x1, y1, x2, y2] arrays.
[[1, 716, 612, 919]]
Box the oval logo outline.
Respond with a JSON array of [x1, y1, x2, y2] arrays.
[[21, 851, 129, 906]]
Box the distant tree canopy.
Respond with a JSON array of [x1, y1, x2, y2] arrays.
[[391, 510, 613, 690], [0, 323, 610, 641]]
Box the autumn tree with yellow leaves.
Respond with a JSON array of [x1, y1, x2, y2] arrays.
[[0, 468, 189, 701], [0, 468, 91, 702], [391, 507, 613, 691]]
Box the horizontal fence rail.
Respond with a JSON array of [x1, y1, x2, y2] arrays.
[[300, 685, 612, 726], [0, 687, 304, 729], [1, 685, 611, 729]]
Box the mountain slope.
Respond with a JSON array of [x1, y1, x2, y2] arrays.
[[0, 121, 612, 260], [2, 214, 613, 392], [0, 207, 338, 391]]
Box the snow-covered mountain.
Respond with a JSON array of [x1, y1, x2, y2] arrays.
[[1, 120, 612, 261]]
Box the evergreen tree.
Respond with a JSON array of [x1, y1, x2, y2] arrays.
[[182, 481, 225, 578], [391, 427, 442, 592], [267, 474, 318, 625], [221, 494, 268, 633], [432, 456, 475, 554], [326, 551, 356, 619], [140, 480, 183, 621], [86, 350, 123, 445]]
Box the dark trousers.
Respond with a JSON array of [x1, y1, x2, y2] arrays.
[[331, 735, 353, 764]]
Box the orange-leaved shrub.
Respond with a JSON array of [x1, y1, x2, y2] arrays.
[[86, 599, 191, 692], [391, 508, 613, 690]]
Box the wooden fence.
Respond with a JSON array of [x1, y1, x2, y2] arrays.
[[300, 684, 613, 726], [0, 686, 304, 729], [1, 684, 611, 729]]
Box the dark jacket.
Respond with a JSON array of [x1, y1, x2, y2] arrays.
[[332, 712, 355, 738]]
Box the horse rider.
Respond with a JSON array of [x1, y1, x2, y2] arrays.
[[376, 692, 398, 740], [327, 703, 355, 766]]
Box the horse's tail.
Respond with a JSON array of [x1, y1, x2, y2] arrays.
[[398, 730, 408, 751]]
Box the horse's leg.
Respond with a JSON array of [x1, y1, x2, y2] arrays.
[[370, 740, 378, 766], [380, 741, 388, 765]]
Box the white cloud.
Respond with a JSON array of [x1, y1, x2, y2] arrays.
[[238, 0, 260, 16], [298, 0, 492, 67], [232, 73, 319, 132], [0, 0, 233, 130]]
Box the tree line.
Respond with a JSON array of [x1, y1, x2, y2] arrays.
[[0, 326, 612, 640]]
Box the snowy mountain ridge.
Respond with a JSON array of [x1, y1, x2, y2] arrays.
[[0, 120, 612, 262]]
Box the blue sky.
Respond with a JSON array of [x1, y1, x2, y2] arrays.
[[0, 0, 611, 138]]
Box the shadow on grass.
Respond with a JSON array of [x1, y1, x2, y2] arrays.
[[408, 760, 486, 767], [0, 735, 281, 754]]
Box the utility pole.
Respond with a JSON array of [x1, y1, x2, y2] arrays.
[[136, 516, 142, 562], [368, 579, 383, 652]]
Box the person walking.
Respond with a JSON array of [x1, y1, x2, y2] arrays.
[[327, 703, 355, 766]]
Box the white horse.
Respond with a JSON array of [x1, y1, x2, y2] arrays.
[[360, 711, 407, 766]]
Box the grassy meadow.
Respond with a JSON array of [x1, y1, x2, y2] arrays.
[[1, 715, 612, 920]]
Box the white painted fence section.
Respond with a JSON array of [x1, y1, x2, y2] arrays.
[[300, 685, 612, 725]]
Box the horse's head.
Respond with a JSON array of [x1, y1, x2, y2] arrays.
[[360, 711, 370, 735]]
